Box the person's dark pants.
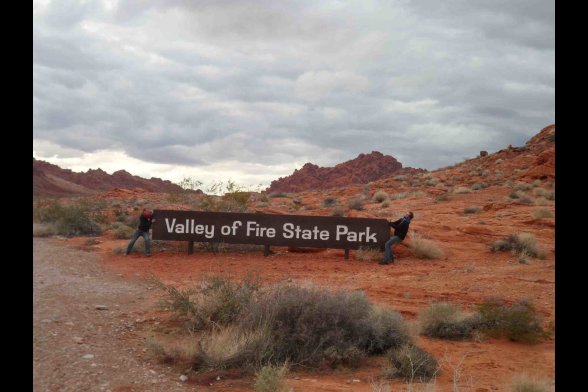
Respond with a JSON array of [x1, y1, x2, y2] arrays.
[[382, 236, 402, 264], [126, 230, 151, 255]]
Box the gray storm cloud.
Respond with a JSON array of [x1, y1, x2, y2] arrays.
[[33, 0, 554, 177]]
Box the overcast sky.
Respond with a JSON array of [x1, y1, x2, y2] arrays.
[[33, 0, 554, 189]]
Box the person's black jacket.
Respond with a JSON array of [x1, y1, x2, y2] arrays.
[[138, 215, 153, 232], [389, 218, 410, 240]]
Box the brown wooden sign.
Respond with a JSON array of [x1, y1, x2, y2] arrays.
[[152, 210, 390, 250]]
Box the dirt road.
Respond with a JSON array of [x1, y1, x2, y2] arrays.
[[33, 238, 193, 392]]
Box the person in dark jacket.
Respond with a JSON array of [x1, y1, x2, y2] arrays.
[[126, 209, 156, 256], [380, 211, 414, 265]]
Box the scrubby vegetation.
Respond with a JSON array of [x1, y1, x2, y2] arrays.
[[409, 233, 444, 259], [153, 276, 418, 373], [418, 299, 550, 344], [490, 233, 546, 258], [33, 200, 102, 236], [385, 344, 438, 382], [355, 246, 382, 262], [373, 191, 389, 203]]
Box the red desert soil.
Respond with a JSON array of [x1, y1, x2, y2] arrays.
[[34, 125, 555, 391]]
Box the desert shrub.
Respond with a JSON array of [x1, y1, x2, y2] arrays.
[[490, 233, 545, 258], [508, 191, 520, 199], [381, 200, 390, 208], [373, 191, 390, 203], [518, 195, 534, 204], [511, 374, 553, 392], [435, 194, 450, 202], [545, 190, 555, 200], [323, 197, 337, 207], [145, 338, 183, 364], [330, 206, 346, 217], [390, 193, 408, 200], [477, 298, 545, 343], [124, 214, 140, 228], [409, 234, 444, 259], [32, 223, 57, 237], [463, 207, 481, 214], [418, 302, 478, 340], [56, 206, 101, 236], [364, 307, 411, 354], [114, 225, 135, 239], [355, 246, 382, 262], [532, 209, 554, 219], [408, 191, 425, 198], [254, 364, 289, 392], [238, 284, 412, 368], [394, 175, 407, 181], [515, 182, 532, 191], [495, 159, 504, 164], [481, 170, 489, 177], [424, 179, 437, 186], [471, 182, 489, 190], [386, 344, 438, 382], [348, 196, 365, 210], [453, 187, 471, 194], [534, 197, 550, 206]]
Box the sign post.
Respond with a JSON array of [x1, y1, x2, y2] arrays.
[[152, 210, 390, 258]]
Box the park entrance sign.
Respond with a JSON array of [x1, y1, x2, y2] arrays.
[[152, 210, 390, 257]]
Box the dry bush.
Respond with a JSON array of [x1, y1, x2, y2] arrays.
[[409, 234, 444, 259], [471, 182, 489, 190], [391, 193, 408, 200], [477, 298, 546, 343], [114, 225, 135, 239], [490, 233, 546, 258], [373, 191, 390, 203], [532, 209, 553, 219], [386, 344, 438, 382], [348, 196, 366, 210], [33, 223, 57, 237], [330, 206, 346, 217], [355, 246, 382, 262], [254, 363, 289, 392], [511, 374, 554, 392], [453, 187, 471, 194], [435, 194, 450, 202], [463, 207, 481, 214], [418, 302, 478, 340]]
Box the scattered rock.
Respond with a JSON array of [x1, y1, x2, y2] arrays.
[[95, 305, 109, 310], [352, 379, 360, 383], [82, 354, 94, 359], [72, 337, 83, 344], [480, 151, 488, 157], [179, 375, 188, 382]]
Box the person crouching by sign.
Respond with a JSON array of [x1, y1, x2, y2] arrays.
[[126, 209, 155, 257], [380, 211, 414, 265]]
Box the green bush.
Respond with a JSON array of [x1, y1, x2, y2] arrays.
[[477, 298, 545, 343], [42, 204, 101, 236], [418, 302, 478, 340]]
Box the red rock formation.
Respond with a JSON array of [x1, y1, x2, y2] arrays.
[[266, 151, 425, 193], [33, 158, 184, 199]]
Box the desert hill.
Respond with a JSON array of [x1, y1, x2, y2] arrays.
[[266, 151, 425, 194], [33, 158, 183, 199]]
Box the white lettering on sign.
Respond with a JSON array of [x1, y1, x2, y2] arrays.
[[246, 221, 276, 238], [335, 225, 377, 242], [282, 223, 330, 240], [164, 218, 215, 239]]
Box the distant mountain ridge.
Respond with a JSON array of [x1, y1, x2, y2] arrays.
[[33, 158, 183, 199], [266, 151, 426, 193]]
